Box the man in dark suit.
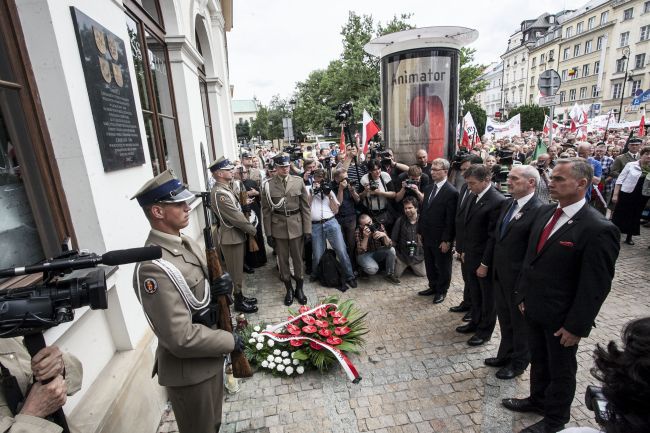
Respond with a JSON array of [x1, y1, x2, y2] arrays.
[[417, 158, 459, 304], [502, 158, 620, 433], [455, 164, 506, 346], [486, 165, 543, 380]]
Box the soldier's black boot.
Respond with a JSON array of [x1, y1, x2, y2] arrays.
[[242, 293, 257, 304], [234, 293, 258, 313], [294, 279, 307, 305], [283, 280, 294, 306]]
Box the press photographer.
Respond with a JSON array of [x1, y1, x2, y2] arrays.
[[359, 160, 396, 232], [355, 214, 399, 285], [395, 165, 428, 205], [333, 168, 361, 260]]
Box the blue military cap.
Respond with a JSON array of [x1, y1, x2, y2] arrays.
[[131, 169, 195, 207], [209, 156, 235, 172], [272, 153, 290, 167]]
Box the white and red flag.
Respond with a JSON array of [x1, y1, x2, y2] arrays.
[[339, 126, 346, 153], [362, 110, 380, 154], [639, 107, 646, 137]]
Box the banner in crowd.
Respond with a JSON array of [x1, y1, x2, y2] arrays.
[[461, 111, 480, 149], [485, 114, 521, 138]]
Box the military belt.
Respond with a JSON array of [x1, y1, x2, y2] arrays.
[[273, 208, 300, 216]]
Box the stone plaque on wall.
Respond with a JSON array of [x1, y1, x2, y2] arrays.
[[71, 7, 145, 172]]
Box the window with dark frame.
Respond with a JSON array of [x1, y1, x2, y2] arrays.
[[195, 31, 216, 163], [635, 54, 646, 69]]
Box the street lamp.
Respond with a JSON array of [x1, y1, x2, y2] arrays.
[[617, 47, 631, 122], [288, 98, 297, 143]]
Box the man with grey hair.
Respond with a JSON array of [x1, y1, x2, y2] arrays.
[[485, 164, 542, 380], [502, 158, 620, 433]]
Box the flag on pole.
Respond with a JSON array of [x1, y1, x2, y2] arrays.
[[531, 136, 547, 161], [543, 115, 550, 136], [462, 111, 479, 150], [339, 126, 346, 153], [639, 107, 646, 137], [362, 110, 380, 154]]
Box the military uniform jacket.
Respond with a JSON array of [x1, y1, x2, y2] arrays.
[[0, 337, 82, 433], [133, 229, 234, 387], [210, 182, 256, 245], [262, 174, 311, 239], [248, 168, 262, 188]]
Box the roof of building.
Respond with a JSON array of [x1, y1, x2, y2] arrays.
[[232, 99, 258, 113], [561, 0, 609, 22]]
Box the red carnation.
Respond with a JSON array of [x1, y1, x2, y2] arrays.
[[302, 315, 316, 325], [287, 324, 301, 335], [333, 317, 348, 325], [326, 336, 342, 345], [302, 325, 317, 333], [299, 305, 310, 314], [290, 339, 303, 347], [310, 341, 322, 350], [335, 326, 351, 336], [318, 329, 332, 337], [329, 311, 343, 318]]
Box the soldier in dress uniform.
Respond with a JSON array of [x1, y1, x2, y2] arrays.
[[131, 169, 242, 433], [261, 153, 311, 306], [209, 157, 258, 314], [242, 151, 262, 189]]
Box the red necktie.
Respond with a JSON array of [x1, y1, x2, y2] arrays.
[[536, 208, 564, 253]]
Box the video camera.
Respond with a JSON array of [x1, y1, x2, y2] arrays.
[[283, 145, 302, 162], [451, 149, 470, 170], [0, 246, 161, 337], [335, 101, 354, 124], [585, 385, 611, 426]]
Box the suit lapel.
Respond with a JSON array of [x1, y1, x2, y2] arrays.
[[466, 188, 491, 222], [427, 182, 445, 208], [532, 203, 588, 260], [501, 197, 536, 239]]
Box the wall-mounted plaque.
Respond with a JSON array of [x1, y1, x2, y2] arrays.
[[71, 7, 145, 172]]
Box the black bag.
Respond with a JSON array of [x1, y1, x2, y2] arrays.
[[317, 249, 346, 289]]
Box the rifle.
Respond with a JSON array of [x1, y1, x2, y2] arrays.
[[238, 181, 260, 253], [197, 191, 253, 378]]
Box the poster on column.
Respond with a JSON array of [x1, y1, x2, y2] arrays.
[[71, 7, 145, 172], [386, 55, 451, 161]]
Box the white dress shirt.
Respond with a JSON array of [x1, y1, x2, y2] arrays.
[[506, 192, 535, 222], [475, 183, 492, 202], [546, 199, 585, 237]]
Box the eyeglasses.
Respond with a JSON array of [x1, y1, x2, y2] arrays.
[[431, 168, 446, 172]]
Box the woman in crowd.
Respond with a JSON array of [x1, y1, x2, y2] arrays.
[[611, 146, 650, 245]]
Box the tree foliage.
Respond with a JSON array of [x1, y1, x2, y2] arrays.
[[460, 47, 487, 105], [507, 104, 548, 131], [235, 120, 251, 141], [463, 101, 487, 138]]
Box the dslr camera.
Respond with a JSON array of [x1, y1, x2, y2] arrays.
[[406, 240, 418, 257], [369, 180, 380, 191], [585, 385, 611, 426], [405, 179, 418, 188], [312, 181, 334, 196], [367, 221, 381, 233]]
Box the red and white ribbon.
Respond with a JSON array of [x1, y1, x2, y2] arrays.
[[261, 304, 362, 383]]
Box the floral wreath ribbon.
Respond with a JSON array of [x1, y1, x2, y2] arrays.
[[261, 303, 362, 383]]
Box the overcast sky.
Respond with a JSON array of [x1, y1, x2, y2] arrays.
[[227, 0, 585, 105]]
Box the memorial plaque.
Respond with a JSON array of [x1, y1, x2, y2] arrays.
[[71, 7, 145, 171]]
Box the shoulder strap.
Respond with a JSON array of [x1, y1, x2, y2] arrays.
[[0, 362, 23, 416]]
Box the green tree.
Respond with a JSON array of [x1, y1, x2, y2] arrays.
[[507, 104, 548, 131], [235, 120, 250, 142], [463, 100, 487, 138], [251, 106, 270, 140], [460, 47, 487, 105]]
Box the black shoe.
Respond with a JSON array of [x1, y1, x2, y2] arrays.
[[462, 311, 472, 322], [624, 239, 635, 245], [496, 366, 526, 380], [242, 294, 257, 304], [234, 293, 258, 313], [418, 288, 435, 296], [346, 278, 358, 288], [283, 280, 294, 306], [501, 397, 544, 415], [449, 303, 470, 313], [484, 357, 508, 367], [433, 294, 446, 304], [383, 273, 401, 285], [243, 264, 254, 274], [309, 274, 318, 283], [455, 323, 477, 334], [519, 419, 564, 433], [294, 279, 307, 305], [467, 335, 488, 346]]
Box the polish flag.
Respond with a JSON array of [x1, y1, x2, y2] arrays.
[[339, 126, 346, 153], [639, 108, 646, 137], [362, 110, 380, 154]]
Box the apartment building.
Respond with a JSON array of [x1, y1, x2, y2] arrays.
[[475, 62, 503, 117]]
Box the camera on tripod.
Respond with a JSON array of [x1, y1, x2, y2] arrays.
[[335, 102, 354, 123]]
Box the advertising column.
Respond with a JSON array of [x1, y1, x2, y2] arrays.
[[365, 27, 478, 164]]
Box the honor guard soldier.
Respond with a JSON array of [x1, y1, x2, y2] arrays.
[[242, 150, 262, 188], [209, 157, 258, 313], [131, 169, 242, 433], [261, 153, 311, 306]]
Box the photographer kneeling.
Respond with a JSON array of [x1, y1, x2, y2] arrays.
[[0, 338, 81, 432], [355, 214, 400, 285], [390, 196, 425, 278]]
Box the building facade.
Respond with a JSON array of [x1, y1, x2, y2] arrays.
[[0, 0, 237, 431], [476, 62, 503, 117], [232, 98, 259, 125]]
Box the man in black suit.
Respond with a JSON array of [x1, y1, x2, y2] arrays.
[[417, 158, 458, 304], [449, 155, 484, 315], [455, 164, 506, 346], [502, 158, 620, 433], [486, 165, 542, 380]]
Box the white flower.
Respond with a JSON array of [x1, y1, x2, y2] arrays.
[[273, 349, 281, 356], [266, 355, 274, 362], [261, 361, 269, 368], [285, 366, 294, 375], [297, 366, 305, 374], [255, 343, 263, 350], [254, 325, 261, 332], [251, 332, 259, 338], [268, 362, 276, 369], [277, 364, 285, 371], [267, 340, 275, 347], [257, 336, 264, 343], [291, 352, 296, 359], [281, 351, 289, 357], [292, 359, 299, 366], [274, 356, 282, 364], [282, 358, 290, 365], [248, 338, 256, 344]]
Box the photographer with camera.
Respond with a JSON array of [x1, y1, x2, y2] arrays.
[[377, 148, 408, 184], [355, 214, 400, 284], [0, 339, 82, 432], [341, 144, 368, 188], [333, 168, 361, 262], [300, 159, 317, 187], [390, 196, 425, 278], [395, 165, 427, 205], [308, 169, 357, 289], [360, 160, 396, 232]]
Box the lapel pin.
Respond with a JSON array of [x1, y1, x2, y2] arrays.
[[568, 220, 573, 225], [514, 212, 523, 220]]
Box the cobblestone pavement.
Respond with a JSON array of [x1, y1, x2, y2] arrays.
[[158, 228, 650, 433]]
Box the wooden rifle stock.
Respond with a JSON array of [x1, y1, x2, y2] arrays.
[[239, 184, 260, 252], [198, 192, 253, 378]]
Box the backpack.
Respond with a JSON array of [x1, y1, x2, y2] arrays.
[[317, 249, 346, 289]]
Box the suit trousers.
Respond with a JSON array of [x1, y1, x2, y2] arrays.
[[465, 256, 496, 339], [275, 236, 304, 281], [527, 317, 578, 427], [220, 242, 244, 294], [167, 369, 224, 433], [494, 278, 529, 368], [459, 258, 472, 308], [423, 242, 453, 295]]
